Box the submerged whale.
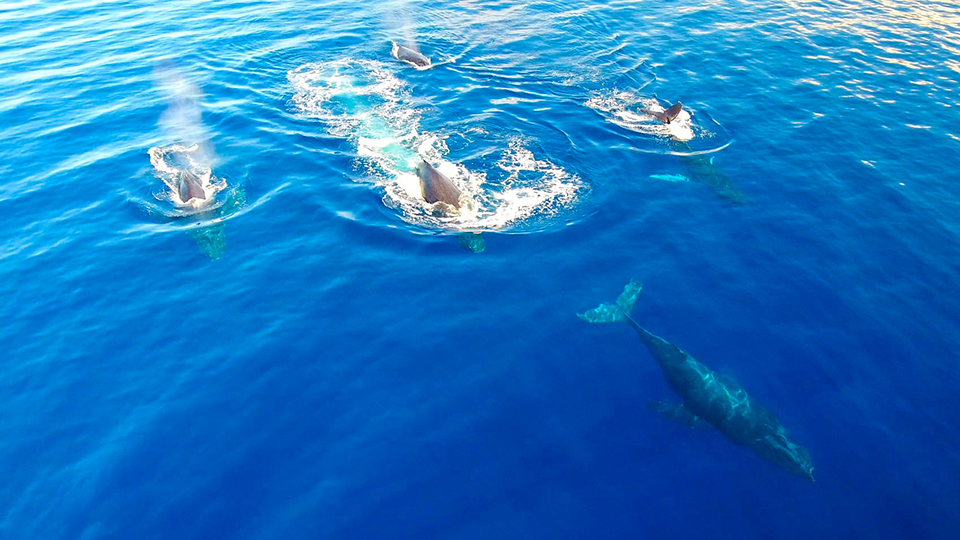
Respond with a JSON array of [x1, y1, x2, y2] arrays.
[[176, 170, 207, 203], [392, 42, 431, 68], [417, 160, 462, 209], [579, 281, 815, 481]]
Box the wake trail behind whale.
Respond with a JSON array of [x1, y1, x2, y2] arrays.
[[289, 59, 583, 233]]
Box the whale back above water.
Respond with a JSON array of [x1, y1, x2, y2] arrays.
[[392, 42, 431, 68], [176, 170, 206, 203], [417, 160, 462, 209]]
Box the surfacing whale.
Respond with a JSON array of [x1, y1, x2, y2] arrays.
[[417, 160, 462, 209], [176, 170, 207, 203], [392, 42, 431, 68], [579, 281, 815, 481], [414, 160, 486, 253]]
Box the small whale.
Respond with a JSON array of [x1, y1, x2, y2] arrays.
[[579, 281, 815, 481], [651, 100, 745, 203], [417, 160, 461, 209], [176, 170, 206, 203], [392, 42, 431, 68], [648, 101, 683, 124], [679, 150, 744, 204]]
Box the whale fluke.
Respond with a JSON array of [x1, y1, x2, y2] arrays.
[[577, 281, 642, 323], [649, 102, 683, 124], [177, 170, 206, 203], [392, 42, 431, 68], [417, 160, 462, 209]]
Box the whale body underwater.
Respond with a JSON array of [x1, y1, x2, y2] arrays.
[[580, 281, 815, 481]]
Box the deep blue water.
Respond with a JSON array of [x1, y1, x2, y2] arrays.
[[2, 0, 960, 538]]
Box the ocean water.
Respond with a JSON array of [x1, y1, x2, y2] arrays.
[[2, 0, 959, 538]]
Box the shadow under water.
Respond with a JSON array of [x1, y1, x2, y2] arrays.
[[185, 184, 246, 260], [673, 142, 745, 204]]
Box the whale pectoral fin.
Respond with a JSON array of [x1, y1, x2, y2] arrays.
[[457, 232, 485, 253], [644, 102, 682, 124], [649, 400, 707, 429], [663, 102, 683, 124], [649, 173, 691, 183], [190, 182, 207, 201]]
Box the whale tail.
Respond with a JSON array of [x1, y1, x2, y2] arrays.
[[577, 281, 642, 323], [647, 102, 683, 124]]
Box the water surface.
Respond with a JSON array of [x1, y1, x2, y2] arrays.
[[1, 1, 959, 538]]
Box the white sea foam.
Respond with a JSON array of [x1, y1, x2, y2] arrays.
[[289, 60, 582, 232]]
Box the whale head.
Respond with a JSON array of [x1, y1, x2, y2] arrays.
[[392, 42, 431, 68], [417, 160, 461, 209], [176, 170, 207, 203]]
